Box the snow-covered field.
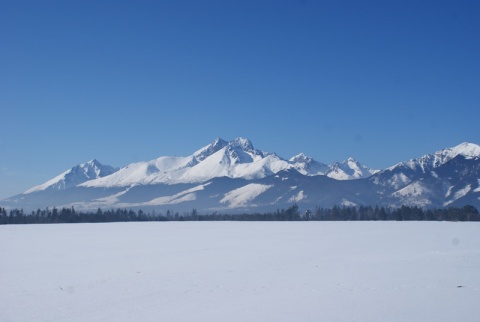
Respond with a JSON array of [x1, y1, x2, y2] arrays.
[[1, 222, 479, 322]]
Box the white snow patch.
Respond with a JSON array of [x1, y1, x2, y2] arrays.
[[393, 182, 427, 197], [341, 199, 357, 207], [388, 173, 411, 189], [146, 184, 208, 206], [94, 185, 137, 205], [474, 180, 480, 192], [451, 185, 472, 202], [221, 184, 272, 208], [445, 186, 454, 198], [288, 190, 305, 202]]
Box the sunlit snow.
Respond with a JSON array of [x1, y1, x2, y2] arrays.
[[288, 190, 305, 202], [393, 182, 428, 197], [444, 185, 472, 206], [1, 222, 479, 322], [220, 183, 272, 208], [146, 184, 208, 206], [474, 180, 480, 192]]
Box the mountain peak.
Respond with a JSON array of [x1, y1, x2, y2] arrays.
[[448, 142, 480, 159], [24, 159, 117, 194], [193, 137, 257, 162], [85, 159, 101, 166], [326, 158, 377, 180], [229, 137, 254, 151], [194, 137, 229, 161], [289, 153, 311, 163], [289, 153, 329, 176], [212, 137, 228, 146], [345, 157, 356, 163]]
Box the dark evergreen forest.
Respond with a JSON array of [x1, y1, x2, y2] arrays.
[[1, 204, 479, 224]]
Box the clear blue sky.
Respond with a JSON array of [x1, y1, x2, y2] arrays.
[[1, 0, 479, 199]]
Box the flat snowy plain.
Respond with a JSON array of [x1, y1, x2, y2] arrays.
[[1, 222, 479, 322]]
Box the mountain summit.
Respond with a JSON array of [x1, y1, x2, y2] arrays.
[[24, 159, 118, 193], [326, 157, 379, 180]]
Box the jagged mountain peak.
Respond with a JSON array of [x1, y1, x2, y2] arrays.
[[24, 159, 117, 193], [344, 157, 356, 163], [85, 158, 100, 165], [289, 153, 329, 176], [326, 157, 377, 180], [194, 137, 229, 161], [79, 159, 116, 177], [222, 137, 265, 164], [194, 137, 258, 162], [229, 137, 254, 151], [289, 153, 312, 163]]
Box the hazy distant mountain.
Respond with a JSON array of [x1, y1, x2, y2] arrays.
[[2, 139, 479, 212]]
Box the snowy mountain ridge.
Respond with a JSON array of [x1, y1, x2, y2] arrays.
[[2, 139, 479, 212], [388, 142, 480, 173], [27, 137, 375, 192], [80, 137, 293, 188]]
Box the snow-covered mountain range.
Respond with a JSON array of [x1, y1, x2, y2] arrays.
[[2, 138, 479, 212]]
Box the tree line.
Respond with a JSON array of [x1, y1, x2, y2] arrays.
[[1, 204, 479, 224]]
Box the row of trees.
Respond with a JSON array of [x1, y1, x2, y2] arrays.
[[1, 204, 479, 224]]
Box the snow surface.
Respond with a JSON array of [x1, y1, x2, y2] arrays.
[[1, 222, 479, 322]]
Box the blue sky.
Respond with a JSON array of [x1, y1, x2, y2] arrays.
[[1, 0, 479, 199]]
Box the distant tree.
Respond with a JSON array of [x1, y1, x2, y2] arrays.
[[191, 208, 198, 219], [285, 204, 300, 220]]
